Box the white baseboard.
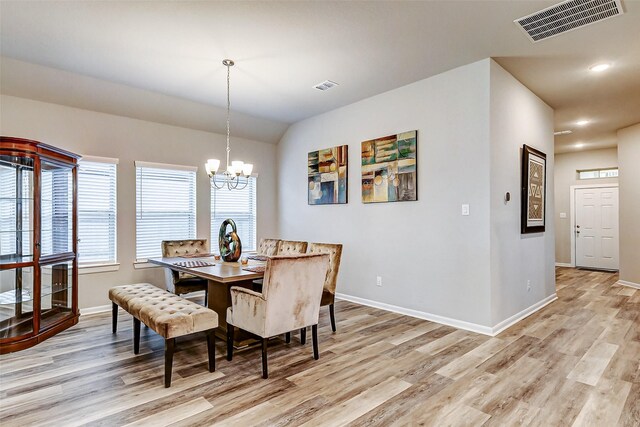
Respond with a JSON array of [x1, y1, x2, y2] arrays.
[[617, 280, 640, 290], [80, 304, 112, 316], [335, 292, 558, 337], [489, 293, 558, 336], [335, 292, 494, 336], [555, 263, 573, 268]]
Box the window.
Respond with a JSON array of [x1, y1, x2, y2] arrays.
[[77, 157, 117, 265], [578, 168, 618, 180], [211, 177, 257, 252], [135, 161, 196, 261]]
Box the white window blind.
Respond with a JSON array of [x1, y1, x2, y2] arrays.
[[78, 159, 117, 264], [211, 177, 257, 252], [136, 162, 196, 261]]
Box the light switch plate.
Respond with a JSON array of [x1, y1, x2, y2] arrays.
[[560, 212, 567, 219], [462, 204, 470, 216]]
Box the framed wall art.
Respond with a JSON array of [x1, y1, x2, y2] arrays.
[[361, 130, 417, 203], [308, 145, 348, 205], [521, 144, 546, 234]]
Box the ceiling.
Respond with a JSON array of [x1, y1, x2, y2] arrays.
[[1, 1, 639, 152]]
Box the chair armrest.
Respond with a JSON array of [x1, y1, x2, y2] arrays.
[[230, 286, 265, 300], [229, 286, 267, 336]]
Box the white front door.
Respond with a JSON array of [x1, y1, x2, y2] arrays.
[[575, 187, 619, 270]]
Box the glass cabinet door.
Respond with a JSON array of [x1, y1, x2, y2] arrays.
[[40, 260, 73, 330], [40, 160, 74, 258], [0, 267, 34, 339], [0, 155, 34, 263], [0, 155, 35, 339]]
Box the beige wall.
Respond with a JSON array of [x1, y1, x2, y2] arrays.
[[617, 123, 640, 286], [553, 148, 618, 265], [489, 60, 555, 326], [277, 59, 555, 331], [0, 94, 279, 309]]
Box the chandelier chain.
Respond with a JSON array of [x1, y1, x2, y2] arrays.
[[225, 61, 231, 170]]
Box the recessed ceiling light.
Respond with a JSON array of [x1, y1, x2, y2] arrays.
[[589, 63, 611, 72], [576, 120, 590, 126], [554, 130, 573, 135], [575, 143, 585, 148]]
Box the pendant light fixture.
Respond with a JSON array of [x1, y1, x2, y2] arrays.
[[206, 59, 253, 190]]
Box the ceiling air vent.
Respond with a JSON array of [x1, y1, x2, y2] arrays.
[[514, 0, 625, 42], [313, 80, 339, 91]]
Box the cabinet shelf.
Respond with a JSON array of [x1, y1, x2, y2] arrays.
[[0, 255, 34, 266], [0, 285, 72, 306]]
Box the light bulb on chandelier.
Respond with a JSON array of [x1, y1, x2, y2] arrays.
[[206, 59, 253, 190]]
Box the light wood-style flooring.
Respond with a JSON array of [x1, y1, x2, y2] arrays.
[[0, 268, 638, 426]]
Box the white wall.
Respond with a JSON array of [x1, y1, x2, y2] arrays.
[[0, 94, 279, 309], [489, 61, 555, 326], [617, 123, 640, 286], [553, 148, 618, 264]]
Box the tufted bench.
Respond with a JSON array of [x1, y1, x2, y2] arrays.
[[109, 283, 218, 387]]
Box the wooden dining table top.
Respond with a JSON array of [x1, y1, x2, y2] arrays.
[[148, 256, 266, 283]]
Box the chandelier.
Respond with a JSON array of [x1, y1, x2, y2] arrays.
[[205, 59, 253, 190]]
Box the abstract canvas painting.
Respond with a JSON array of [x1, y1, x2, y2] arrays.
[[361, 130, 417, 203], [521, 144, 546, 234], [308, 145, 348, 205]]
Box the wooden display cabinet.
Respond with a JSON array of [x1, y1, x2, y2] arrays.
[[0, 137, 80, 354]]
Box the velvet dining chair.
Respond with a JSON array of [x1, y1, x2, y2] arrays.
[[226, 253, 329, 378]]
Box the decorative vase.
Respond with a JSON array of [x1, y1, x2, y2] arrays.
[[218, 219, 242, 262]]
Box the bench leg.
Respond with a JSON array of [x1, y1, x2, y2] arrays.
[[206, 329, 216, 372], [261, 338, 269, 379], [300, 327, 306, 345], [112, 302, 118, 333], [133, 317, 141, 355], [227, 324, 234, 361], [312, 324, 319, 360], [285, 332, 291, 343], [165, 338, 175, 388]]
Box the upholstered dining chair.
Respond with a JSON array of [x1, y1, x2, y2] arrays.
[[307, 242, 343, 333], [226, 253, 329, 379], [276, 240, 308, 255], [161, 239, 209, 304], [257, 238, 281, 256]]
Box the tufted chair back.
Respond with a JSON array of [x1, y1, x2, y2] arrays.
[[162, 239, 209, 257], [257, 238, 281, 256], [307, 243, 343, 297], [161, 239, 209, 297], [276, 240, 308, 255]]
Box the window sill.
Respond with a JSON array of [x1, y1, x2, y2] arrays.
[[133, 261, 160, 270], [79, 263, 120, 275]]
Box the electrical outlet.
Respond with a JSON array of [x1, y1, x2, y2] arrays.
[[527, 280, 531, 292], [376, 276, 382, 287]]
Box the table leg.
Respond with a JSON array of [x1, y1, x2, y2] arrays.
[[207, 279, 257, 348]]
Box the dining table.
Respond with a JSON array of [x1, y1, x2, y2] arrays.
[[148, 254, 268, 348]]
